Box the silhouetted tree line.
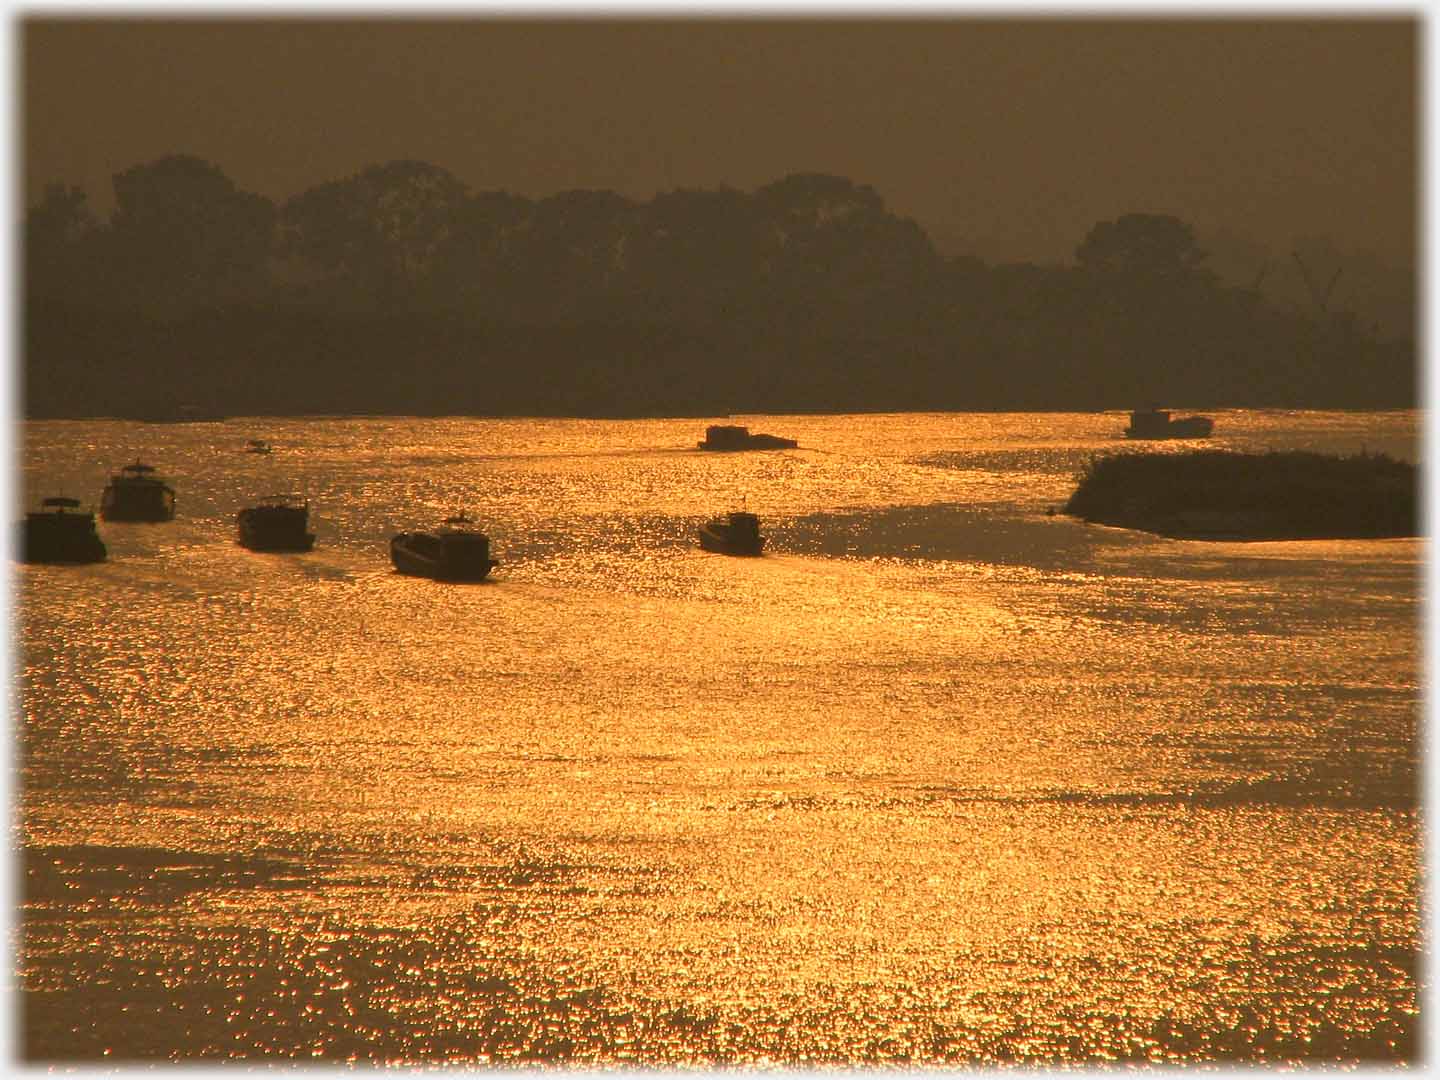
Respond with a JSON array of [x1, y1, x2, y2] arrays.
[[22, 154, 1415, 419]]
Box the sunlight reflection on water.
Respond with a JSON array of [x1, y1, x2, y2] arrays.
[[18, 410, 1420, 1064]]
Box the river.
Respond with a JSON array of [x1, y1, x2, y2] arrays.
[[16, 409, 1421, 1064]]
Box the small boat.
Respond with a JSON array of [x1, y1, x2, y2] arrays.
[[100, 462, 176, 522], [391, 514, 498, 581], [18, 497, 107, 564], [237, 496, 315, 552], [698, 510, 766, 556], [1123, 407, 1215, 440], [697, 424, 798, 451], [243, 439, 274, 454]]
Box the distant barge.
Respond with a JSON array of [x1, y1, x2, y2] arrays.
[[697, 424, 798, 451], [1123, 407, 1214, 440]]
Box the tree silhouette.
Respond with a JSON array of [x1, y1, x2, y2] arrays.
[[511, 189, 636, 320], [282, 159, 468, 309], [108, 154, 275, 313], [1075, 213, 1212, 283], [624, 186, 768, 324], [755, 172, 885, 229], [17, 157, 1418, 417], [429, 189, 535, 314], [753, 172, 937, 312], [24, 182, 98, 301]]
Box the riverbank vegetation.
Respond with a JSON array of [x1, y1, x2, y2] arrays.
[[22, 155, 1416, 418], [1063, 450, 1419, 540]]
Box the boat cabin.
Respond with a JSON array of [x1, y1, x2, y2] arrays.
[[101, 461, 176, 522]]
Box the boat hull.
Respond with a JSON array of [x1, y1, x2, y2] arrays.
[[18, 520, 107, 564], [698, 525, 765, 556], [237, 506, 314, 552], [390, 534, 497, 581], [697, 437, 798, 451], [1124, 417, 1215, 440], [100, 485, 176, 522], [697, 424, 798, 451], [238, 529, 315, 552]]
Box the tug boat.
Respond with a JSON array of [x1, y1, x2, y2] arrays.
[[243, 439, 274, 454], [390, 514, 498, 581], [100, 462, 176, 522], [18, 497, 107, 564], [698, 511, 766, 556], [697, 424, 798, 451], [237, 496, 315, 552]]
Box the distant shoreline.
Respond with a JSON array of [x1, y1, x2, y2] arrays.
[[19, 406, 1422, 424]]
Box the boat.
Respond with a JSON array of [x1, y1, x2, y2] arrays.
[[237, 495, 315, 551], [697, 424, 798, 451], [243, 439, 274, 454], [18, 497, 107, 564], [100, 462, 176, 522], [390, 514, 498, 581], [698, 510, 766, 556], [1123, 407, 1215, 440]]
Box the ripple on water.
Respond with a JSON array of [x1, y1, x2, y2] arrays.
[[18, 412, 1420, 1064]]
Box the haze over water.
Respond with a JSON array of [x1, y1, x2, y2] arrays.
[[17, 410, 1420, 1064]]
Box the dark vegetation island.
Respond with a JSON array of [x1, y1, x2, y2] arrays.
[[1063, 450, 1419, 540], [22, 155, 1416, 419]]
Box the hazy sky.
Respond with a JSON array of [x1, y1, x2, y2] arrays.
[[21, 17, 1417, 267]]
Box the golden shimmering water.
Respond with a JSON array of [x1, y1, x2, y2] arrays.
[[16, 410, 1420, 1064]]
